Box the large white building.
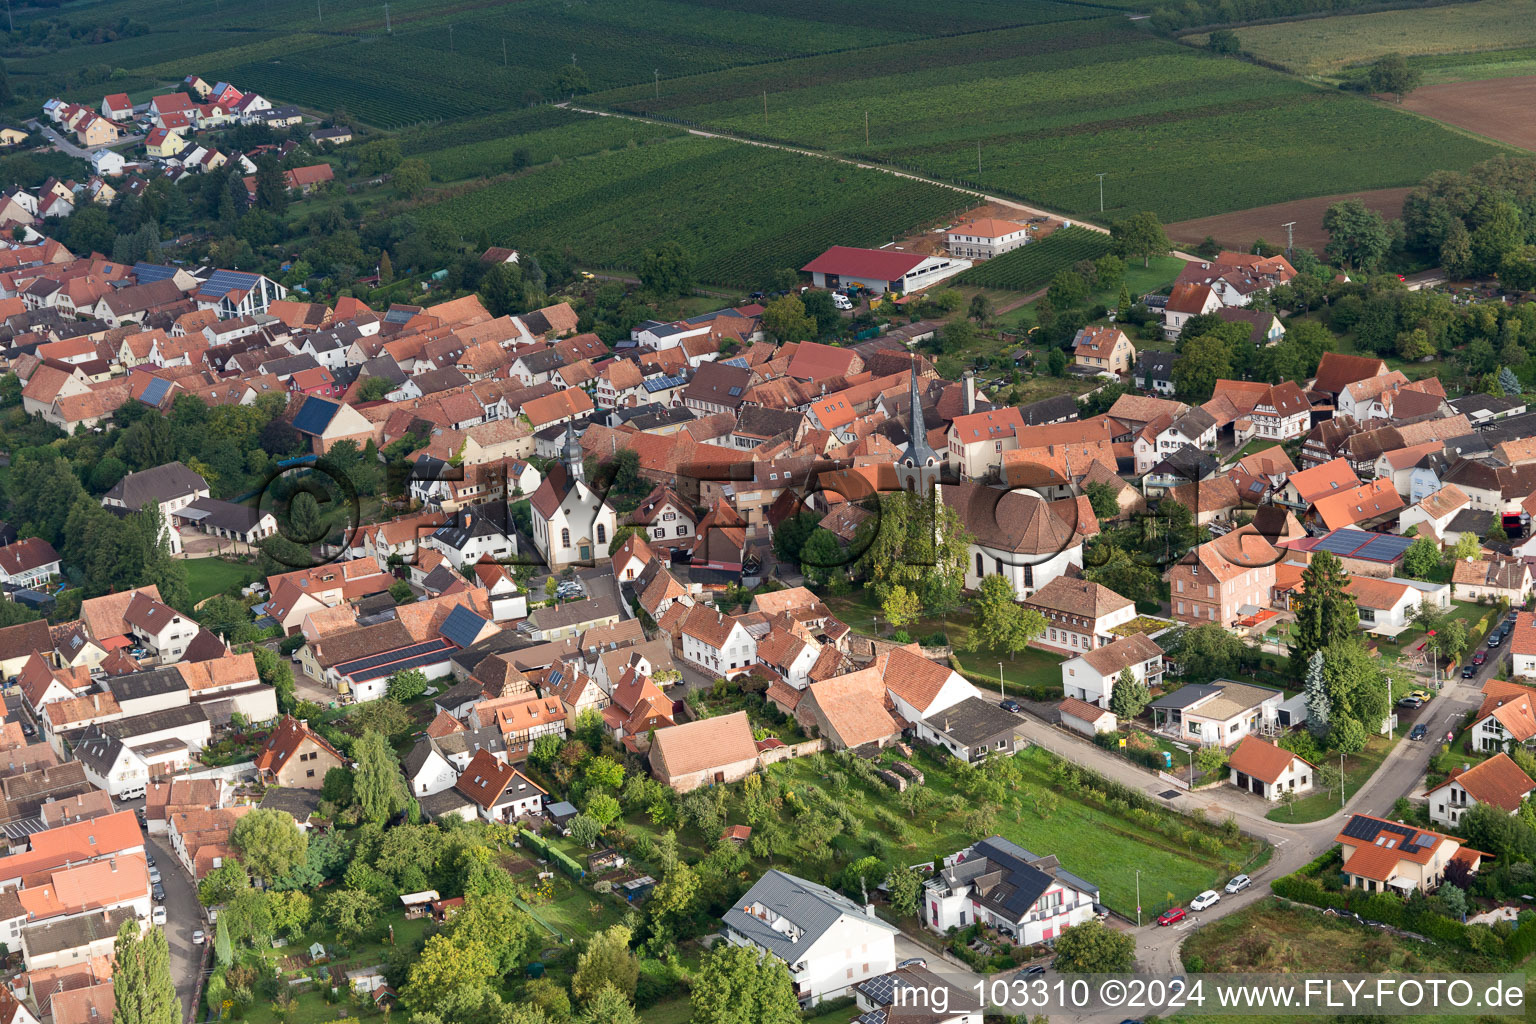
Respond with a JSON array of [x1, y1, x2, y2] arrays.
[[723, 869, 898, 1006], [939, 480, 1083, 601], [945, 218, 1029, 260], [800, 246, 970, 296], [528, 426, 617, 570], [923, 836, 1100, 944]]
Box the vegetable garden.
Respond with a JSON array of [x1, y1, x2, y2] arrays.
[[417, 137, 971, 287], [956, 227, 1112, 291]]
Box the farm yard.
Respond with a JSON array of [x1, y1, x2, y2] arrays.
[[589, 19, 1503, 223], [1167, 187, 1413, 253], [416, 136, 974, 287]]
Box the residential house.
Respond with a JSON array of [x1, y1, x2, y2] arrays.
[[1059, 633, 1164, 708], [678, 605, 757, 677], [1162, 282, 1220, 339], [723, 869, 898, 1005], [1427, 751, 1534, 828], [1334, 813, 1480, 893], [1023, 575, 1137, 657], [1165, 529, 1278, 627], [945, 218, 1028, 259], [253, 715, 345, 788], [1226, 735, 1314, 801], [1468, 677, 1536, 753], [1133, 350, 1175, 395], [1146, 680, 1283, 748], [919, 696, 1021, 762], [922, 836, 1099, 943], [0, 538, 60, 587], [1071, 326, 1134, 375], [453, 749, 546, 823], [1345, 575, 1422, 639], [946, 407, 1025, 480], [1452, 556, 1531, 604]]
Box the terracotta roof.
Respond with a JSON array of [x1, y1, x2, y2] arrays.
[[878, 645, 958, 715], [253, 715, 344, 774], [1165, 282, 1215, 315], [1226, 735, 1312, 785], [1475, 677, 1536, 743], [1025, 575, 1132, 620], [1311, 478, 1404, 531], [1313, 353, 1388, 396], [1287, 458, 1362, 504], [1415, 485, 1469, 520], [649, 710, 758, 779], [1334, 813, 1459, 876], [1425, 752, 1534, 813], [949, 217, 1024, 239], [1078, 633, 1163, 677], [1057, 696, 1113, 724], [803, 668, 901, 748]]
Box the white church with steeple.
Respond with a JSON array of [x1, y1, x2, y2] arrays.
[[897, 368, 942, 494], [528, 424, 619, 570]]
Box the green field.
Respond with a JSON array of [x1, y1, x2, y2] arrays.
[[1187, 0, 1536, 77], [184, 556, 260, 606], [957, 227, 1113, 291], [417, 135, 974, 287], [589, 19, 1503, 222]]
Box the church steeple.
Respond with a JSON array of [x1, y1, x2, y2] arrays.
[[562, 421, 584, 483], [897, 367, 940, 494]]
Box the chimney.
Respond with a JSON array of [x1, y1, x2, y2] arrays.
[[963, 370, 976, 416]]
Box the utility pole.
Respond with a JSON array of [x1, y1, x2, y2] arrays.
[[654, 69, 659, 100], [316, 0, 321, 22], [998, 661, 1004, 699], [503, 38, 507, 65], [763, 90, 767, 123], [1340, 752, 1346, 808], [6, 0, 14, 34], [383, 2, 390, 33], [977, 140, 981, 175], [1097, 172, 1106, 213], [449, 24, 454, 51], [865, 110, 869, 147], [1282, 220, 1296, 258], [1136, 869, 1142, 928]]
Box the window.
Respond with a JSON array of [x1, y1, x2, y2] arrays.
[[561, 528, 570, 547], [596, 524, 607, 544], [677, 526, 687, 536], [306, 769, 315, 778]]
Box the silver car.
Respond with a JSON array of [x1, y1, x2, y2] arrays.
[[1225, 874, 1252, 894]]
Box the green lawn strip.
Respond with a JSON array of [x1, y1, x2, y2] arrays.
[[184, 556, 262, 606], [952, 647, 1065, 693], [1264, 733, 1396, 823]]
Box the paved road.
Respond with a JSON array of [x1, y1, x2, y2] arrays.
[[145, 830, 208, 1022]]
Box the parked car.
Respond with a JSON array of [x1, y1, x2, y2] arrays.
[[152, 883, 165, 902], [192, 930, 205, 945], [146, 852, 155, 867], [1462, 665, 1477, 678], [1225, 874, 1251, 894], [1190, 890, 1222, 911], [1023, 964, 1047, 975], [999, 699, 1022, 713], [1473, 651, 1488, 666], [1488, 630, 1505, 648], [1396, 696, 1423, 709], [151, 906, 166, 925], [148, 867, 161, 884], [1157, 907, 1186, 926], [897, 957, 927, 969], [1410, 723, 1428, 740], [1409, 689, 1432, 701], [832, 293, 854, 311], [19, 722, 33, 737]]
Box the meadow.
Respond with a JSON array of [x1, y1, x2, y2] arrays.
[[416, 135, 973, 287], [589, 20, 1504, 222], [1187, 0, 1536, 77]]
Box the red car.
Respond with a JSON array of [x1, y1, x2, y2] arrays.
[[1157, 907, 1186, 926], [1473, 651, 1488, 666]]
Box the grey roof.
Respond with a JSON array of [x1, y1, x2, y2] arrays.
[[725, 869, 897, 964], [923, 696, 1018, 747], [1170, 407, 1216, 439], [71, 726, 125, 777], [418, 787, 473, 820], [260, 352, 321, 379], [938, 837, 1079, 923], [1017, 394, 1078, 425], [103, 462, 207, 508], [433, 679, 485, 714], [546, 800, 578, 820], [359, 354, 407, 386], [24, 905, 136, 955], [413, 367, 470, 396], [1151, 444, 1219, 483], [98, 702, 208, 740], [1134, 349, 1176, 382], [431, 501, 511, 553], [180, 496, 266, 535], [1449, 394, 1525, 418], [1147, 683, 1220, 710], [402, 738, 441, 778], [104, 666, 186, 704], [529, 593, 619, 631], [432, 725, 506, 758], [260, 786, 323, 820]]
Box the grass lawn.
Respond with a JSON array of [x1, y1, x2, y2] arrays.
[[953, 647, 1065, 693], [1265, 732, 1397, 823], [183, 556, 261, 606], [519, 876, 628, 942], [1088, 255, 1186, 308], [1225, 438, 1291, 466], [1182, 900, 1492, 974]]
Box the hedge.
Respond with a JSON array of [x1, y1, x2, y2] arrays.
[[1272, 874, 1519, 959], [518, 828, 585, 879]]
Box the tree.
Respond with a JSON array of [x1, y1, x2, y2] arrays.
[[552, 63, 590, 98], [638, 241, 694, 299], [1111, 211, 1170, 267], [881, 585, 923, 631], [1500, 245, 1536, 291], [1400, 536, 1442, 581], [1207, 28, 1240, 54], [377, 250, 393, 284], [354, 728, 409, 823], [885, 866, 922, 918], [968, 292, 993, 326], [1046, 347, 1068, 377], [408, 934, 497, 1013], [1290, 551, 1355, 666], [689, 944, 801, 1024], [1304, 650, 1331, 740], [858, 490, 973, 615], [963, 574, 1043, 658], [572, 925, 639, 1005], [114, 922, 178, 1024], [1500, 366, 1522, 396], [1323, 199, 1392, 271], [1167, 624, 1248, 682], [1109, 666, 1150, 719], [1331, 715, 1367, 755], [393, 159, 430, 199], [231, 809, 308, 883], [1171, 332, 1233, 400], [350, 697, 411, 738], [800, 288, 841, 336], [213, 916, 233, 966], [288, 491, 323, 544], [1052, 920, 1136, 973], [1452, 533, 1483, 561], [569, 813, 602, 848], [1047, 270, 1087, 310], [1367, 52, 1422, 102], [585, 755, 624, 791], [253, 646, 295, 712], [386, 668, 428, 701], [252, 158, 288, 213], [198, 859, 251, 906], [326, 887, 379, 940], [449, 888, 534, 974], [760, 293, 815, 342], [1084, 480, 1121, 520]]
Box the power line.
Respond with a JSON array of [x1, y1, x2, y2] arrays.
[[1281, 220, 1297, 257]]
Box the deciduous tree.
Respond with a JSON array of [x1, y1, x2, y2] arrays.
[[1111, 211, 1169, 267], [113, 922, 179, 1024], [571, 925, 639, 1004], [230, 809, 308, 883], [354, 728, 409, 824], [688, 944, 800, 1024], [1052, 920, 1136, 973]]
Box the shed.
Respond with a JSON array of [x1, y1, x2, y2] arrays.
[[1058, 697, 1117, 737], [1277, 692, 1309, 730], [620, 875, 656, 902]]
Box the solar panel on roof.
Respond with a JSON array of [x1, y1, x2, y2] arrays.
[[199, 269, 260, 298], [133, 262, 177, 284], [138, 377, 172, 407], [438, 605, 488, 649], [347, 648, 454, 683], [336, 637, 453, 677], [291, 396, 339, 435]]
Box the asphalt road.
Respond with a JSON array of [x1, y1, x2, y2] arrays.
[[145, 829, 208, 1022]]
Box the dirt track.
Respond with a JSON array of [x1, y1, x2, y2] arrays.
[[1166, 187, 1413, 252], [1399, 75, 1536, 151]]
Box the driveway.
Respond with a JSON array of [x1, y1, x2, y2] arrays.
[[145, 831, 208, 1023]]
